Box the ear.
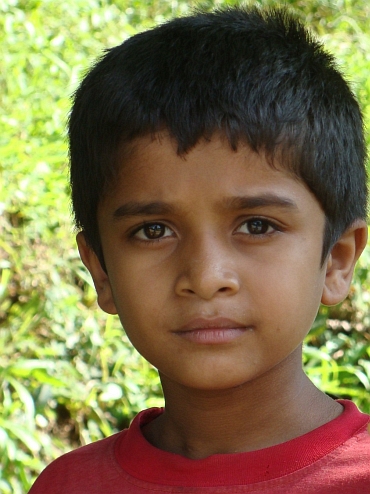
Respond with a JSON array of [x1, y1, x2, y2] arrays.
[[321, 220, 368, 306], [76, 232, 118, 315]]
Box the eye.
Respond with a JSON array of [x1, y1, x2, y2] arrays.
[[236, 218, 277, 236], [133, 222, 174, 241]]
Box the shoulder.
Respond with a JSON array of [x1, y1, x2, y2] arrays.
[[330, 417, 370, 465], [28, 408, 162, 494], [325, 399, 370, 461], [306, 401, 370, 490], [28, 432, 123, 494]]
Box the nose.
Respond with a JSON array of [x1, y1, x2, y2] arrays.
[[174, 235, 240, 300]]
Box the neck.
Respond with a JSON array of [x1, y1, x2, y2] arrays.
[[142, 348, 342, 459]]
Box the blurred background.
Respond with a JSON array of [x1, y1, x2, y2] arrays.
[[0, 0, 369, 491]]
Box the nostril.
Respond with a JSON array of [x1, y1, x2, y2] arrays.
[[175, 269, 240, 299], [184, 288, 195, 294]]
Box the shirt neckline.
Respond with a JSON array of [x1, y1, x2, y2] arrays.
[[114, 399, 369, 486]]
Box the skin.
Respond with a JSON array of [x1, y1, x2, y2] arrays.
[[78, 134, 367, 459]]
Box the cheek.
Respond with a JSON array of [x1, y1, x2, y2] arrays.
[[253, 256, 324, 328], [108, 266, 169, 336]]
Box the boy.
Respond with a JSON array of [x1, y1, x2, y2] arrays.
[[29, 5, 370, 493]]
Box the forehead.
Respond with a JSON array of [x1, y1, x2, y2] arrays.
[[110, 133, 299, 193], [98, 133, 323, 223]]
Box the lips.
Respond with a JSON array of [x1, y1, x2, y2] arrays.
[[174, 317, 250, 344]]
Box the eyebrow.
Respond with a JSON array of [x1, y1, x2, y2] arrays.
[[113, 201, 174, 219], [112, 194, 298, 219], [221, 194, 298, 211]]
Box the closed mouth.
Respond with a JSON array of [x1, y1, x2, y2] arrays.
[[174, 317, 251, 344]]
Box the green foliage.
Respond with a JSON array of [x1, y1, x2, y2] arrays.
[[0, 0, 369, 491]]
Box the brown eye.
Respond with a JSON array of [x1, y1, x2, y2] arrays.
[[236, 218, 276, 236], [246, 219, 269, 234], [144, 223, 166, 239], [133, 223, 174, 241]]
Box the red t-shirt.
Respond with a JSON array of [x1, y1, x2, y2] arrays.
[[29, 400, 370, 493]]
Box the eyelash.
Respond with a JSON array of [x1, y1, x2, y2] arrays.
[[235, 218, 281, 237], [130, 222, 174, 242], [130, 218, 281, 243]]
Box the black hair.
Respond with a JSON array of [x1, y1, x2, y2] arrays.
[[69, 5, 368, 266]]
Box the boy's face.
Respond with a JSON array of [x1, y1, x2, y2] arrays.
[[83, 134, 331, 390]]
